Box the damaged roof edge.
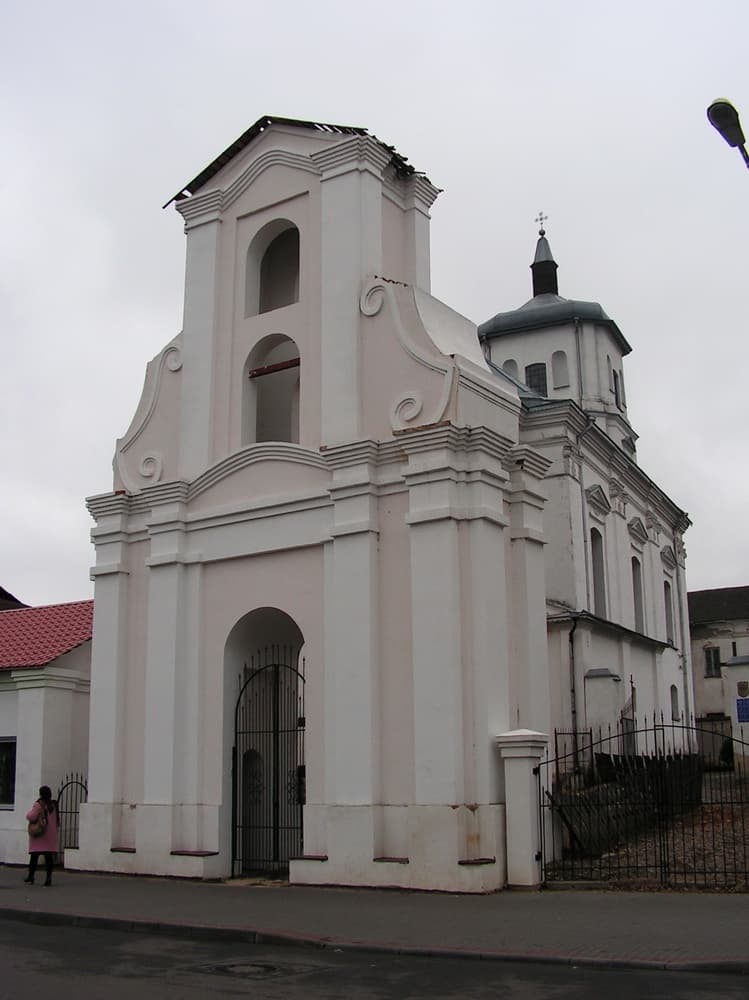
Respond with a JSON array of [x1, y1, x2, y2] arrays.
[[163, 114, 421, 210]]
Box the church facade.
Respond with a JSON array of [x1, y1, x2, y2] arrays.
[[68, 117, 693, 891]]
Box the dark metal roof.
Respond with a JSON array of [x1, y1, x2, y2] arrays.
[[688, 586, 749, 625], [478, 293, 632, 356], [164, 115, 419, 208]]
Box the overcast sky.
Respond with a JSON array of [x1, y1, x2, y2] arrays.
[[2, 1, 747, 607]]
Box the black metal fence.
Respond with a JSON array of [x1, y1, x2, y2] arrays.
[[56, 772, 87, 864], [232, 647, 305, 877], [537, 717, 749, 889]]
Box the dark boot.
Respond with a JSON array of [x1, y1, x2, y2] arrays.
[[43, 874, 52, 887], [24, 855, 38, 885]]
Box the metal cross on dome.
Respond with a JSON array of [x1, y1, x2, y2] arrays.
[[535, 211, 548, 233]]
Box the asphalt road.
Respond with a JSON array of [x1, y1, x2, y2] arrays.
[[1, 919, 747, 999]]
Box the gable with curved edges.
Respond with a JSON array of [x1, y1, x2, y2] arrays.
[[114, 336, 183, 493]]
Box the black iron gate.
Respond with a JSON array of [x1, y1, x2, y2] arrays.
[[232, 646, 305, 877], [56, 772, 87, 865], [537, 718, 749, 889]]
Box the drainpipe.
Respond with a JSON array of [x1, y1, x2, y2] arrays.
[[569, 615, 580, 769], [574, 317, 584, 411], [576, 413, 596, 610]]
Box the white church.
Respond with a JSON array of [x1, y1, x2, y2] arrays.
[[62, 116, 693, 891]]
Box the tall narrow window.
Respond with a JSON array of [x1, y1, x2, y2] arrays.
[[670, 684, 680, 722], [591, 528, 606, 617], [243, 335, 300, 445], [663, 580, 674, 643], [0, 738, 16, 805], [551, 350, 569, 388], [632, 556, 644, 632], [613, 370, 622, 409], [704, 647, 721, 678], [525, 362, 548, 396]]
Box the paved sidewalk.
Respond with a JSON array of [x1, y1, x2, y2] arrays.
[[0, 866, 747, 973]]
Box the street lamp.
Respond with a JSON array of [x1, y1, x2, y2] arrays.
[[707, 99, 749, 170]]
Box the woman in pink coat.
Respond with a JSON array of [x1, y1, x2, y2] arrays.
[[24, 785, 59, 886]]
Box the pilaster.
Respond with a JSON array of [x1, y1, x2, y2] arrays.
[[323, 453, 380, 806], [312, 138, 389, 445], [86, 501, 131, 804], [502, 446, 551, 735], [176, 194, 221, 478]]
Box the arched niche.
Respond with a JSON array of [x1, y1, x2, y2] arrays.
[[245, 220, 300, 318], [551, 350, 569, 389], [242, 334, 300, 446]]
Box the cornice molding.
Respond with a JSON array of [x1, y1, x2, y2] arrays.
[[608, 477, 630, 517], [175, 189, 224, 229], [311, 135, 391, 180], [381, 170, 442, 213], [645, 509, 664, 543], [502, 444, 551, 481], [395, 423, 515, 465], [221, 149, 319, 209], [521, 399, 690, 532], [86, 491, 131, 521], [175, 150, 320, 227]]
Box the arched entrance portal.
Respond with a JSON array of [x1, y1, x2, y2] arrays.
[[229, 610, 305, 877]]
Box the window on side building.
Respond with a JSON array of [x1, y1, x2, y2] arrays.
[[704, 647, 721, 678], [591, 528, 607, 617], [524, 362, 548, 396], [631, 556, 645, 633], [0, 739, 16, 806], [663, 580, 674, 643]]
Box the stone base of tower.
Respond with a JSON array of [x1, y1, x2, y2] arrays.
[[290, 803, 506, 893], [65, 801, 226, 880]]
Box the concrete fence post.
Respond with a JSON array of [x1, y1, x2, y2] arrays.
[[495, 729, 548, 888]]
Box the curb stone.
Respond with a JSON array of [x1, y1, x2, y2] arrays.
[[0, 906, 747, 975]]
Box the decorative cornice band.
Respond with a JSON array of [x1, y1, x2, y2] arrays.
[[406, 173, 442, 210], [406, 505, 508, 527], [86, 492, 131, 520], [521, 399, 690, 532], [311, 135, 392, 179], [502, 445, 551, 480], [175, 150, 320, 223], [395, 423, 515, 464], [223, 149, 319, 208], [90, 563, 130, 578], [176, 189, 224, 228], [320, 439, 381, 468]]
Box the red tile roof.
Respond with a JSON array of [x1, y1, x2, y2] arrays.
[[0, 600, 93, 670]]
